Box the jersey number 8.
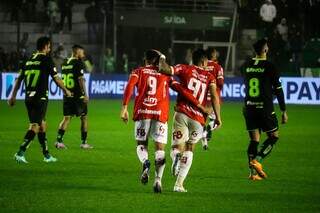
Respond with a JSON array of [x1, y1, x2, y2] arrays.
[[249, 78, 260, 97]]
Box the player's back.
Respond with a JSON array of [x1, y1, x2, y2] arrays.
[[22, 52, 55, 100], [173, 64, 215, 125], [132, 65, 171, 122], [61, 57, 84, 98], [241, 58, 278, 113]]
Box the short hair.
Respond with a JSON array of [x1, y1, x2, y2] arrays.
[[72, 44, 84, 52], [206, 47, 216, 59], [192, 49, 207, 65], [144, 49, 160, 64], [253, 38, 268, 55], [36, 36, 51, 51]]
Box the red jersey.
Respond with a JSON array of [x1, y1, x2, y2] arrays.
[[173, 64, 216, 125], [206, 60, 224, 103], [123, 65, 171, 123]]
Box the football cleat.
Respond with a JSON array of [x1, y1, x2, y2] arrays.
[[14, 153, 28, 164], [55, 142, 67, 149], [248, 174, 264, 181], [173, 185, 187, 193], [140, 159, 150, 185], [250, 159, 267, 178], [171, 153, 181, 176], [203, 144, 209, 151], [153, 179, 162, 193], [80, 143, 93, 149], [43, 155, 58, 163]]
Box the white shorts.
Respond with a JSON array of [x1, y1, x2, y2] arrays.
[[171, 112, 203, 145], [134, 119, 168, 144]]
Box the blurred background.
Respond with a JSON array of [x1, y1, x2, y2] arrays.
[[0, 0, 319, 77]]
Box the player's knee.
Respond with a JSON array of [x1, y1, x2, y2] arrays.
[[30, 123, 39, 133], [64, 116, 71, 123]]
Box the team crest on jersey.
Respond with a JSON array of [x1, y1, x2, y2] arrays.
[[143, 96, 158, 106]]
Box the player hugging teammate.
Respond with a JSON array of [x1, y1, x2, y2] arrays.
[[121, 49, 222, 193]]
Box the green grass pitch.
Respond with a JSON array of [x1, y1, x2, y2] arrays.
[[0, 100, 319, 212]]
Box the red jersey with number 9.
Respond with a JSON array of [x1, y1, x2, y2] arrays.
[[124, 65, 172, 123], [173, 64, 216, 125]]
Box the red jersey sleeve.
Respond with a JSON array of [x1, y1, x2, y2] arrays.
[[122, 70, 139, 105], [170, 80, 200, 106]]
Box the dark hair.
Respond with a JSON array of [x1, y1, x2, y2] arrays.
[[72, 44, 84, 51], [192, 49, 207, 65], [36, 36, 51, 51], [253, 38, 268, 55], [144, 49, 160, 65], [206, 47, 216, 59]]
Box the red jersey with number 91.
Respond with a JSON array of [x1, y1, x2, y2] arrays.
[[173, 64, 216, 125], [130, 65, 171, 123]]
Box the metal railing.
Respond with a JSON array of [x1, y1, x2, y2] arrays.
[[115, 0, 235, 14]]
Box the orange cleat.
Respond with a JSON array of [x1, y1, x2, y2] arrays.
[[248, 174, 264, 181], [250, 159, 268, 179]]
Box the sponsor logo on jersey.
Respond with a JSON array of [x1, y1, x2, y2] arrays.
[[143, 96, 158, 107]]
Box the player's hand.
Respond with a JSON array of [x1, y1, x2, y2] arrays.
[[215, 118, 222, 129], [7, 97, 16, 107], [120, 106, 129, 124], [64, 89, 72, 97], [281, 111, 288, 124], [197, 104, 212, 115], [83, 95, 89, 103]]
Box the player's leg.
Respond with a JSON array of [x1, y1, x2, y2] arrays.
[[38, 120, 57, 163], [135, 120, 151, 184], [174, 117, 202, 192], [79, 102, 92, 149], [14, 123, 39, 163], [256, 130, 279, 162], [171, 112, 188, 176], [14, 101, 40, 163], [151, 120, 168, 193], [247, 130, 263, 180], [55, 116, 71, 149], [251, 112, 279, 178]]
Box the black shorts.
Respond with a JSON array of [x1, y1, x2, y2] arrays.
[[63, 98, 87, 117], [243, 107, 278, 132], [25, 99, 48, 125]]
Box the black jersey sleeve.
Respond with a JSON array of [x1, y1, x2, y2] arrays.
[[269, 63, 286, 111], [46, 57, 58, 78]]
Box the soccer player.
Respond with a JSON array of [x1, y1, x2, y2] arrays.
[[159, 49, 222, 192], [8, 36, 71, 163], [241, 38, 288, 180], [120, 49, 207, 193], [202, 48, 224, 150], [55, 45, 92, 149]]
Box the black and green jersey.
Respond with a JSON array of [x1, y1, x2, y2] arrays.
[[18, 52, 58, 101], [61, 57, 85, 99], [241, 57, 286, 113]]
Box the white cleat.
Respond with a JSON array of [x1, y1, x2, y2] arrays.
[[14, 153, 28, 164], [173, 185, 187, 193], [43, 155, 58, 163]]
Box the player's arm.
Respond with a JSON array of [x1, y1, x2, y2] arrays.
[[271, 65, 288, 124], [158, 55, 174, 75], [121, 73, 138, 123], [53, 75, 72, 97], [48, 58, 72, 97], [78, 64, 89, 103], [209, 82, 222, 127], [170, 81, 210, 114], [8, 70, 24, 107], [216, 65, 224, 90], [79, 76, 88, 103]]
